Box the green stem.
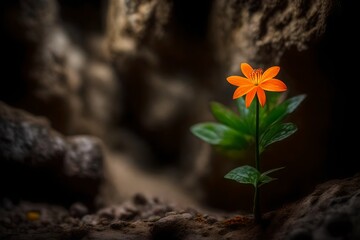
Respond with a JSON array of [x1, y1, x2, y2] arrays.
[[254, 98, 261, 223], [255, 98, 260, 171], [253, 183, 260, 222]]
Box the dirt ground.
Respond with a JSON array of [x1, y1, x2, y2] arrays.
[[1, 174, 359, 240]]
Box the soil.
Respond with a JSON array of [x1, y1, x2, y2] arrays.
[[1, 173, 360, 240], [0, 194, 261, 240]]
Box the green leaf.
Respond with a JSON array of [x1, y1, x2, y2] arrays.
[[258, 167, 285, 187], [210, 102, 248, 133], [260, 122, 297, 152], [262, 94, 306, 131], [191, 122, 221, 144], [235, 97, 258, 135], [234, 95, 277, 136], [261, 167, 285, 176], [258, 175, 276, 187], [264, 92, 283, 111], [224, 165, 260, 187], [235, 97, 249, 117], [190, 122, 249, 150], [286, 94, 307, 113]]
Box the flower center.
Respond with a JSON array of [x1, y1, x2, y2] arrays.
[[250, 69, 263, 85]]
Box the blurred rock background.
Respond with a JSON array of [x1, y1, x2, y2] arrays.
[[0, 0, 358, 214]]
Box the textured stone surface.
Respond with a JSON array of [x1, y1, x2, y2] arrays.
[[0, 101, 66, 167], [0, 101, 104, 205], [271, 175, 360, 240], [1, 0, 119, 137], [211, 0, 332, 69]]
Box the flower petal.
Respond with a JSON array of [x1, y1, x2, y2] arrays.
[[241, 63, 253, 79], [257, 87, 266, 107], [227, 76, 253, 86], [233, 85, 256, 99], [260, 79, 287, 92], [261, 66, 280, 81], [245, 87, 257, 108]]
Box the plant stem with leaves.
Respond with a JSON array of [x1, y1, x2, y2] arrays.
[[190, 63, 306, 223], [254, 98, 261, 222]]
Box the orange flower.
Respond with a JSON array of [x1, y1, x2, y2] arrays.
[[227, 63, 287, 108]]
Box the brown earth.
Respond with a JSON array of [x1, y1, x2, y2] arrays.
[[1, 174, 359, 240]]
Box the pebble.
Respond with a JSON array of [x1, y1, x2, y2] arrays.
[[69, 202, 88, 218], [110, 221, 129, 230], [133, 193, 148, 205], [181, 213, 193, 220], [165, 211, 177, 216], [148, 216, 161, 222]]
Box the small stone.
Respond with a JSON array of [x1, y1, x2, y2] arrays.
[[165, 211, 177, 216], [151, 216, 188, 239], [181, 213, 193, 220], [81, 215, 97, 225], [157, 214, 185, 223], [99, 218, 110, 226], [110, 221, 129, 230], [99, 211, 115, 220], [133, 193, 148, 205], [148, 216, 161, 222], [119, 211, 138, 221], [185, 207, 198, 215], [69, 202, 88, 218]]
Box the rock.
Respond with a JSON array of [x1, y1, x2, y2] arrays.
[[107, 0, 172, 55], [1, 0, 119, 139], [151, 214, 189, 240], [69, 203, 89, 218], [211, 0, 333, 67], [325, 212, 353, 237], [132, 193, 148, 206], [110, 220, 129, 230], [271, 174, 360, 240], [65, 138, 102, 174], [0, 101, 66, 166], [0, 101, 104, 205], [62, 136, 104, 198]]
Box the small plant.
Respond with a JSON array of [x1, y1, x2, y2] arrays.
[[190, 63, 305, 222]]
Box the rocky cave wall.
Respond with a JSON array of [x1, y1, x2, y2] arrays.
[[1, 0, 358, 213]]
